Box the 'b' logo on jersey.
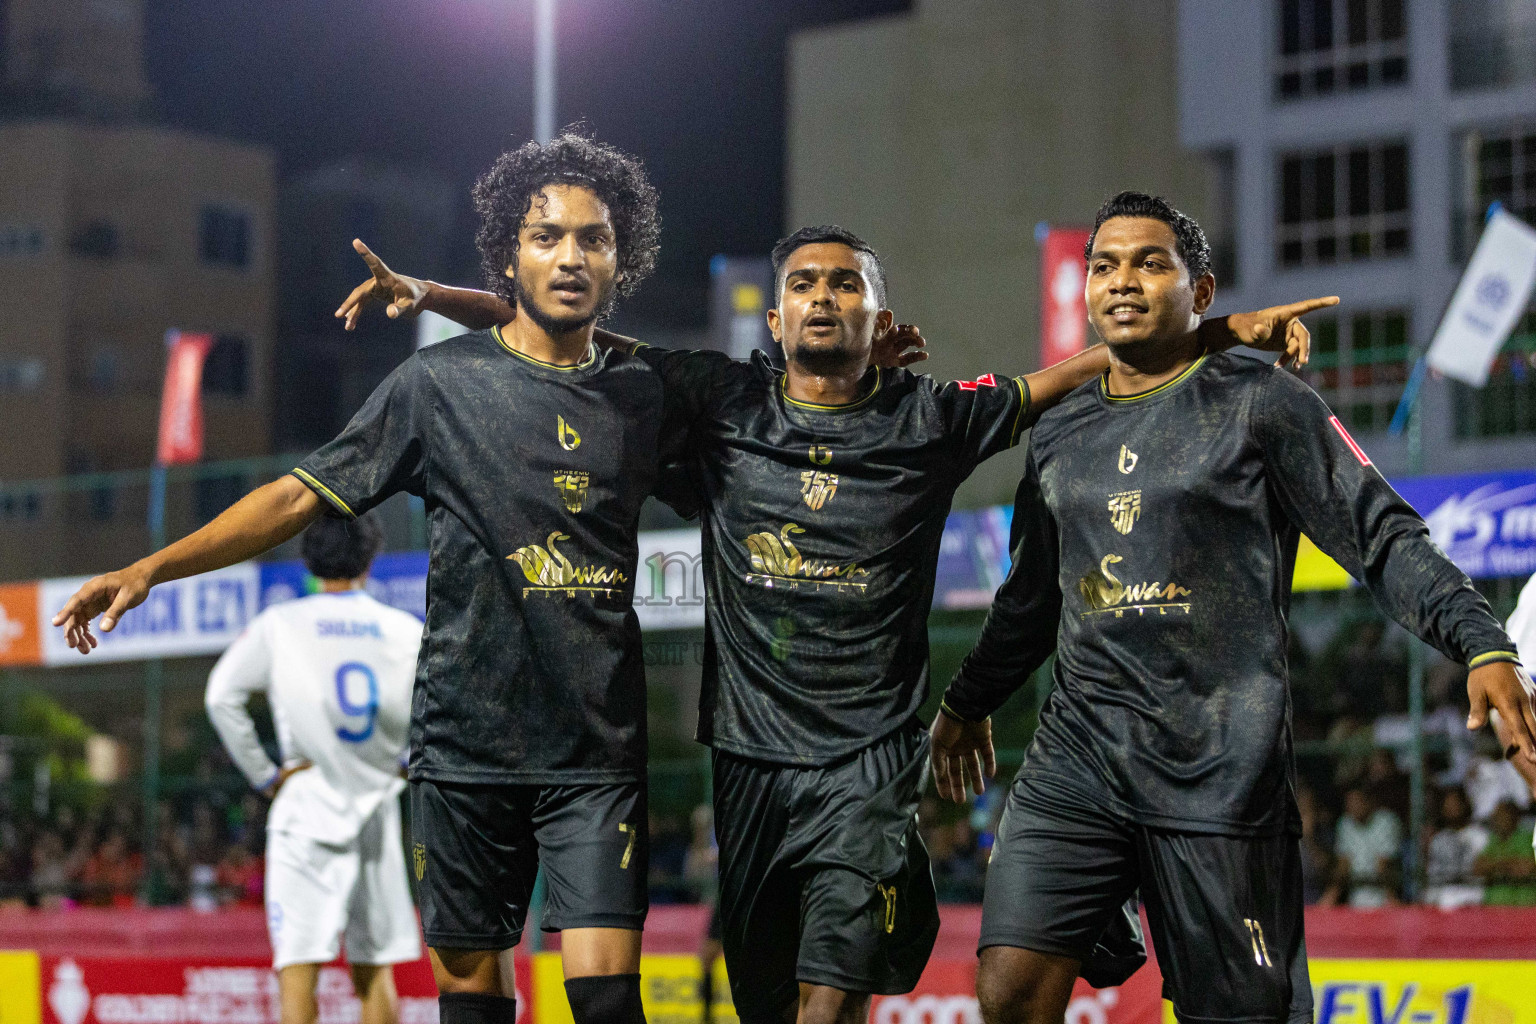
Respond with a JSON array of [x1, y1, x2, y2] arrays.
[[412, 842, 426, 881], [557, 415, 581, 451], [809, 445, 833, 465], [800, 470, 839, 510], [1118, 445, 1139, 474]]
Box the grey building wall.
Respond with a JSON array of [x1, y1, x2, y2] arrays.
[[1179, 0, 1536, 478], [787, 0, 1210, 508]]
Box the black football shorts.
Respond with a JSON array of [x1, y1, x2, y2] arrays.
[[410, 778, 648, 950]]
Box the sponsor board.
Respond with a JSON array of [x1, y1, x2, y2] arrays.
[[870, 957, 1163, 1024], [1308, 960, 1536, 1024], [0, 581, 42, 666], [1402, 470, 1536, 581], [35, 955, 480, 1024], [39, 565, 260, 666], [0, 950, 41, 1024], [531, 953, 729, 1024]]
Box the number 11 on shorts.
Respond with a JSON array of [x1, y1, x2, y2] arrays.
[[618, 823, 636, 869], [1242, 918, 1273, 967]]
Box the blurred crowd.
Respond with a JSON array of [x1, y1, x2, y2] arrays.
[[0, 794, 265, 911]]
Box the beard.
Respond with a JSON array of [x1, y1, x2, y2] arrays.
[[513, 275, 614, 336], [786, 329, 863, 376]]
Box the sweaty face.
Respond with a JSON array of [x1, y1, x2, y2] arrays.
[[767, 242, 886, 374], [1085, 217, 1213, 351], [505, 184, 619, 335]]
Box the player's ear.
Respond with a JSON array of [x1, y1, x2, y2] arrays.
[[875, 308, 895, 335], [1192, 272, 1216, 316], [766, 306, 784, 345]]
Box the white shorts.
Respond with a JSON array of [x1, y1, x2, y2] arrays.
[[265, 797, 421, 970]]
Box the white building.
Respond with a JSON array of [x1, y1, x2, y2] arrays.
[[1180, 0, 1536, 476]]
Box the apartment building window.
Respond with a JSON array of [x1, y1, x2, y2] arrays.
[[69, 220, 120, 260], [1453, 307, 1536, 437], [0, 491, 41, 521], [200, 206, 250, 268], [1456, 125, 1536, 258], [0, 357, 45, 392], [196, 473, 249, 524], [1305, 310, 1412, 432], [1449, 0, 1536, 91], [1278, 142, 1409, 267], [1277, 0, 1407, 100]]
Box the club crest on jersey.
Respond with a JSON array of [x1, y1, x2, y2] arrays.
[[1107, 490, 1141, 535], [412, 842, 426, 881], [957, 373, 998, 392], [743, 523, 869, 592], [809, 445, 833, 465], [1078, 554, 1191, 617], [1118, 445, 1139, 474], [554, 470, 589, 513], [508, 531, 628, 598], [801, 470, 839, 510], [557, 415, 581, 451]]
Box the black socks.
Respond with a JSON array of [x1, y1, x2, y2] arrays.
[[564, 972, 646, 1024], [438, 992, 520, 1024]]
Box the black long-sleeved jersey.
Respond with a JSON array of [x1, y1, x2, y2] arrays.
[[943, 353, 1518, 836]]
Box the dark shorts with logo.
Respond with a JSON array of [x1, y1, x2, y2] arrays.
[[410, 778, 648, 950], [981, 773, 1312, 1023], [711, 720, 940, 1019]]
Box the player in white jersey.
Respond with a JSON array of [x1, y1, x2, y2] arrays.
[[206, 515, 424, 1024], [1501, 573, 1536, 859]]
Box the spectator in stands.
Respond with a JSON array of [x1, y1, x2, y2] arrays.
[[1296, 784, 1335, 905], [216, 842, 263, 907], [682, 804, 718, 904], [78, 830, 141, 908], [29, 830, 73, 910], [1465, 749, 1534, 822], [1326, 786, 1403, 908], [1422, 787, 1489, 910], [1364, 748, 1411, 823], [1474, 799, 1536, 907]]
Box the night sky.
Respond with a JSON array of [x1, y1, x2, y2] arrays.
[[144, 0, 910, 326]]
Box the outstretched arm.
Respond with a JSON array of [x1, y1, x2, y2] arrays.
[[335, 239, 513, 332], [52, 476, 324, 654], [1020, 296, 1339, 414]]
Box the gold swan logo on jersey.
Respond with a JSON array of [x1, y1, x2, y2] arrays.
[[1078, 554, 1191, 618], [509, 531, 628, 597], [557, 415, 581, 451], [743, 523, 869, 592], [554, 470, 589, 513], [412, 842, 426, 881], [801, 470, 839, 510]]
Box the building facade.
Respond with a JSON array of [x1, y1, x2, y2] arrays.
[[1180, 0, 1536, 477], [787, 0, 1212, 508]]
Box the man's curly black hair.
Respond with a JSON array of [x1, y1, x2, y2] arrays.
[[1086, 190, 1213, 280], [472, 131, 661, 311]]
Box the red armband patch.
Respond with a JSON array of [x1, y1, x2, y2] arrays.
[[1329, 415, 1373, 466]]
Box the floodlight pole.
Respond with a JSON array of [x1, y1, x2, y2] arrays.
[[534, 0, 556, 143]]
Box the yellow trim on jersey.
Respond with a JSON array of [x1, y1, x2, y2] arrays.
[[491, 324, 597, 371], [291, 468, 356, 518], [1468, 650, 1520, 669], [1009, 375, 1031, 444], [781, 367, 882, 411], [1101, 353, 1208, 403]]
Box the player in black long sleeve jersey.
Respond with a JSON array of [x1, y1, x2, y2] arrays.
[[933, 193, 1536, 1024], [346, 225, 1331, 1024]]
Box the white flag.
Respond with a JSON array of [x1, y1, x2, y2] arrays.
[[1426, 208, 1536, 387], [415, 309, 462, 350]]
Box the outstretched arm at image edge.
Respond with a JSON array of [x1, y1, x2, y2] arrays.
[[52, 476, 324, 652], [1255, 370, 1536, 761]]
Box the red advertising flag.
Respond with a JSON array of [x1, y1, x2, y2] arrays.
[[1039, 227, 1092, 369], [156, 331, 213, 466]]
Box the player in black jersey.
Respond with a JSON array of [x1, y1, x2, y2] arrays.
[[933, 192, 1536, 1024], [345, 224, 1325, 1024], [53, 134, 691, 1024]]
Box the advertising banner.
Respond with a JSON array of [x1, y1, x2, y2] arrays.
[[0, 581, 42, 666], [1399, 469, 1536, 581], [1039, 227, 1093, 370], [1425, 208, 1536, 387], [39, 564, 259, 665], [156, 331, 214, 467]]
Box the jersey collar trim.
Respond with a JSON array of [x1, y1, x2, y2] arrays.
[[779, 367, 882, 412], [1099, 353, 1207, 404], [491, 324, 598, 372]]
